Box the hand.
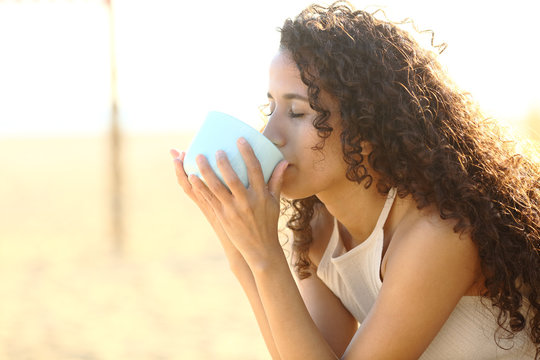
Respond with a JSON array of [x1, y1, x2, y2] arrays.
[[189, 138, 289, 268], [170, 149, 245, 269]]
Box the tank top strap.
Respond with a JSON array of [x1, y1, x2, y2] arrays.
[[373, 188, 397, 231]]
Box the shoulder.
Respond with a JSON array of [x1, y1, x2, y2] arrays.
[[343, 205, 485, 358], [382, 203, 483, 294], [395, 205, 478, 264]]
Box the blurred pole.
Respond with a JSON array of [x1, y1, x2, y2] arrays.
[[106, 0, 123, 255]]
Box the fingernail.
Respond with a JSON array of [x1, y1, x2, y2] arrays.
[[238, 137, 247, 144], [216, 150, 226, 159]]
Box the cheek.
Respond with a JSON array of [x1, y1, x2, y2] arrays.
[[280, 166, 313, 199], [280, 126, 345, 198], [281, 165, 300, 188]]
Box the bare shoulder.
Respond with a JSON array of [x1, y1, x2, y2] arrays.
[[383, 204, 484, 295], [344, 206, 486, 359]]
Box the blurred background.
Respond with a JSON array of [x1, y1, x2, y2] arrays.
[[0, 0, 538, 359]]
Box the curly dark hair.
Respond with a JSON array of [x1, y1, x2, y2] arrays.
[[276, 1, 540, 356]]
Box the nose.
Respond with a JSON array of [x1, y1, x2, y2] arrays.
[[262, 114, 286, 148]]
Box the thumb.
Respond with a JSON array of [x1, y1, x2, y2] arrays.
[[268, 160, 289, 198]]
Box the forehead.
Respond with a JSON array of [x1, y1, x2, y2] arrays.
[[269, 51, 297, 75], [268, 51, 307, 94], [267, 51, 341, 116]]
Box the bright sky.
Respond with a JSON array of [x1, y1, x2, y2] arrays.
[[0, 0, 538, 136]]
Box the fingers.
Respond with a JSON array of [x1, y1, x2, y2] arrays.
[[190, 181, 211, 208], [188, 172, 223, 211], [215, 150, 248, 197], [170, 150, 220, 210], [170, 149, 180, 158], [195, 154, 234, 204], [236, 137, 265, 191], [172, 150, 195, 198], [172, 141, 280, 214]]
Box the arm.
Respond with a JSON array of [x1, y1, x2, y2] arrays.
[[341, 217, 481, 359], [289, 264, 358, 358], [294, 207, 358, 357], [249, 215, 479, 360], [174, 148, 357, 358], [233, 263, 284, 360], [188, 141, 480, 359], [171, 149, 281, 359]]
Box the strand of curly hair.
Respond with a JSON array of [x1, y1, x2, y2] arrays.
[[277, 1, 540, 357]]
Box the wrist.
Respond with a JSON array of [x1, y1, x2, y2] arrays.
[[245, 244, 287, 275], [228, 255, 251, 277]]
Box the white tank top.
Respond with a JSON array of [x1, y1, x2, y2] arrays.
[[316, 188, 535, 359]]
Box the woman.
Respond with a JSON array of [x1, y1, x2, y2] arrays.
[[171, 2, 539, 359]]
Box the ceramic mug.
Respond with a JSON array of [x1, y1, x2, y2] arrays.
[[183, 111, 284, 188]]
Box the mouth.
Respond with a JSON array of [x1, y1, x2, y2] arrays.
[[284, 163, 294, 174]]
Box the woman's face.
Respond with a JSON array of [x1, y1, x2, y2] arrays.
[[263, 51, 349, 200]]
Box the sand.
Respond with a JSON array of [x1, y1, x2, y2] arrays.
[[0, 133, 271, 359]]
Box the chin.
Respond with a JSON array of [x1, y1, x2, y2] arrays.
[[279, 168, 318, 200], [280, 185, 315, 201]]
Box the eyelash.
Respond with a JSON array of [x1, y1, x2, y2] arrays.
[[288, 110, 304, 118], [264, 108, 304, 118], [263, 102, 304, 119]]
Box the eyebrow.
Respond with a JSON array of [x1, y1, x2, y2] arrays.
[[267, 92, 309, 102]]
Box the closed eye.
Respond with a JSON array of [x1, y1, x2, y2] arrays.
[[289, 109, 304, 118], [260, 102, 274, 117]]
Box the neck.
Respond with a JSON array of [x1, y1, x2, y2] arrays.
[[317, 181, 389, 243]]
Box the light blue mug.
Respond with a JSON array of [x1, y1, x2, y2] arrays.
[[183, 111, 284, 189]]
